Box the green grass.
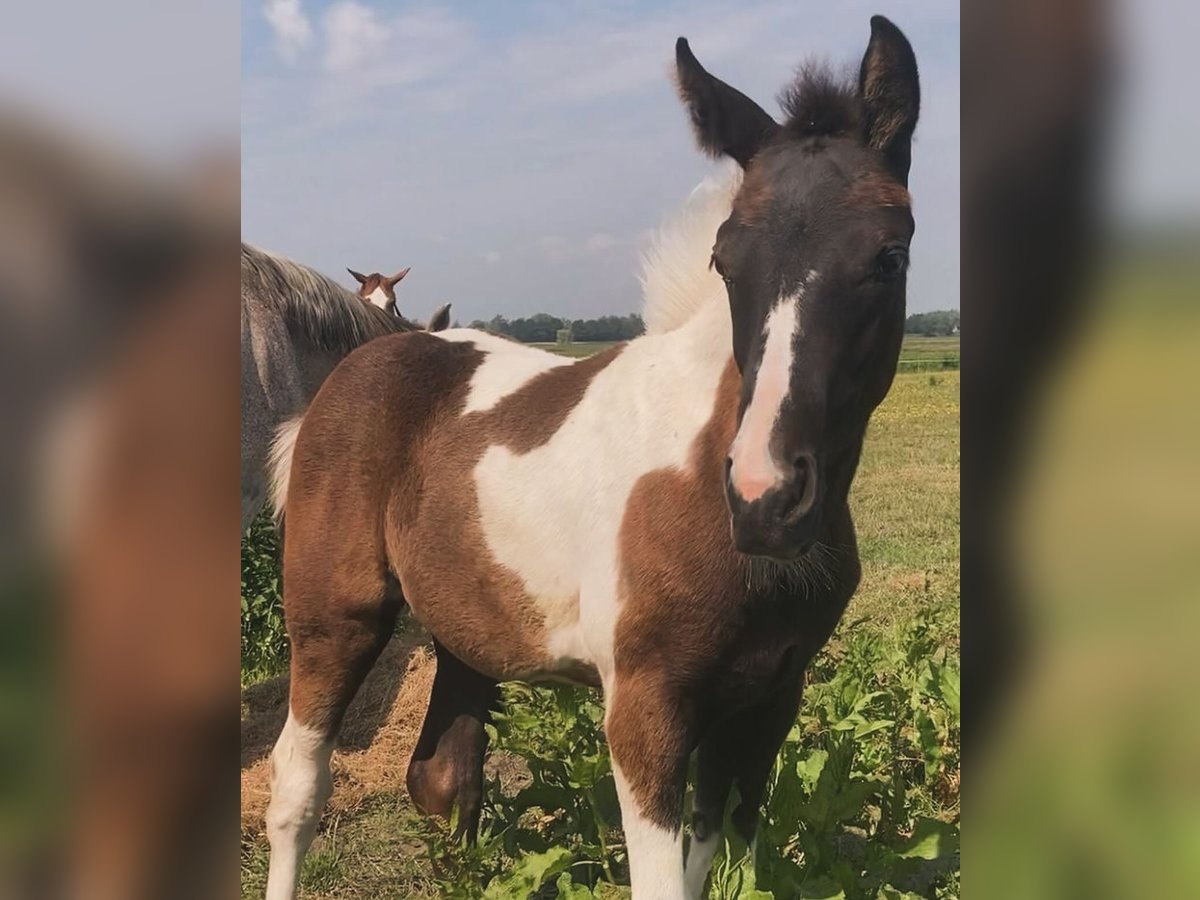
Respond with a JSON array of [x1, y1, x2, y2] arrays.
[[534, 336, 958, 369], [241, 795, 442, 900], [531, 340, 620, 358], [241, 361, 959, 899], [897, 335, 959, 372]]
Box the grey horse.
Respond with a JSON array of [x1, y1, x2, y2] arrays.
[[240, 244, 422, 530]]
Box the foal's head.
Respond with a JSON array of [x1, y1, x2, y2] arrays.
[[676, 16, 919, 560], [348, 266, 410, 315]]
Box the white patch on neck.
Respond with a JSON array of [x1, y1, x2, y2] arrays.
[[366, 286, 390, 309], [728, 290, 801, 502]]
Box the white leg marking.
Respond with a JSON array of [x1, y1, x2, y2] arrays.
[[612, 759, 687, 900], [684, 829, 721, 898], [728, 291, 801, 502], [265, 711, 333, 900]]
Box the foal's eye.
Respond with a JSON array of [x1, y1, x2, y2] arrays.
[[875, 246, 909, 279], [710, 253, 735, 288]]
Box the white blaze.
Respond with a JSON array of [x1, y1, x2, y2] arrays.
[[728, 291, 801, 502], [365, 285, 390, 309]]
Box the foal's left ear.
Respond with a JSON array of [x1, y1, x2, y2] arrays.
[[859, 16, 920, 185], [675, 37, 779, 168], [385, 266, 411, 287]]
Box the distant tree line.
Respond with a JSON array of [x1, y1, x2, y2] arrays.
[[904, 309, 959, 336], [466, 313, 646, 343]]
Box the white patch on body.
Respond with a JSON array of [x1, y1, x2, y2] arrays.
[[365, 285, 390, 309], [265, 711, 334, 900], [727, 290, 801, 502], [613, 758, 688, 899], [471, 300, 731, 678], [435, 328, 572, 414]]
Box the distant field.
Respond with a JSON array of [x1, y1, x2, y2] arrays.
[[534, 335, 959, 368], [530, 340, 619, 358], [897, 334, 960, 371]]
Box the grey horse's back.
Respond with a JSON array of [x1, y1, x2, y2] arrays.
[[240, 244, 415, 529]]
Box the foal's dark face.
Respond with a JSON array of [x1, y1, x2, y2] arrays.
[[677, 16, 920, 560]]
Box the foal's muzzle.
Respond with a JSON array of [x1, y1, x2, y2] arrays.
[[725, 452, 821, 560]]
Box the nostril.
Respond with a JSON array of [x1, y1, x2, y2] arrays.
[[781, 453, 818, 523], [791, 454, 810, 483]]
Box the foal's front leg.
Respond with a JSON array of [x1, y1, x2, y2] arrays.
[[685, 678, 805, 898], [606, 671, 693, 899]]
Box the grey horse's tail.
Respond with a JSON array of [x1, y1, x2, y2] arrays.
[[268, 414, 305, 524]]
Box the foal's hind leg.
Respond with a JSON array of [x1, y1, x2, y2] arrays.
[[406, 639, 500, 840], [685, 678, 805, 899], [264, 573, 401, 900]]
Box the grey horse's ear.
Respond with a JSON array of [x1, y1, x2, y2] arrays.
[[385, 266, 411, 287], [427, 303, 451, 332], [347, 268, 368, 285]]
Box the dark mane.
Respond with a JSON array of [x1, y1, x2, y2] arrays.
[[777, 62, 863, 140], [241, 243, 420, 355]]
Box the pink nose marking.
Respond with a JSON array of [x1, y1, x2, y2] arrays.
[[729, 447, 781, 502], [732, 469, 773, 502]]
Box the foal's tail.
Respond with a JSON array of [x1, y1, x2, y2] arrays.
[[267, 414, 305, 524]]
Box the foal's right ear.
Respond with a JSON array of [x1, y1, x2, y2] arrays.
[[347, 268, 368, 285], [675, 38, 779, 168], [859, 16, 920, 185]]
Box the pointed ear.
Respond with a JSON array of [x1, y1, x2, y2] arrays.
[[347, 267, 368, 285], [427, 303, 451, 333], [675, 37, 779, 168], [859, 16, 920, 185], [385, 266, 411, 287]]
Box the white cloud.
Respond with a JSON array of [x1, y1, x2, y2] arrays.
[[244, 1, 961, 319], [484, 250, 502, 264], [323, 1, 387, 73], [264, 0, 313, 63]]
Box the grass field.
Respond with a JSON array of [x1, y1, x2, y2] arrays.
[[240, 343, 960, 898], [533, 335, 960, 369]]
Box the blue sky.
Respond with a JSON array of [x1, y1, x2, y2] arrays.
[[242, 1, 961, 322]]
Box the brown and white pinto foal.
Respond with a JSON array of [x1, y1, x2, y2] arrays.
[[266, 16, 918, 899]]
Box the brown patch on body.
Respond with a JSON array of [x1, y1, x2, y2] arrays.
[[605, 359, 746, 828], [606, 359, 861, 829]]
